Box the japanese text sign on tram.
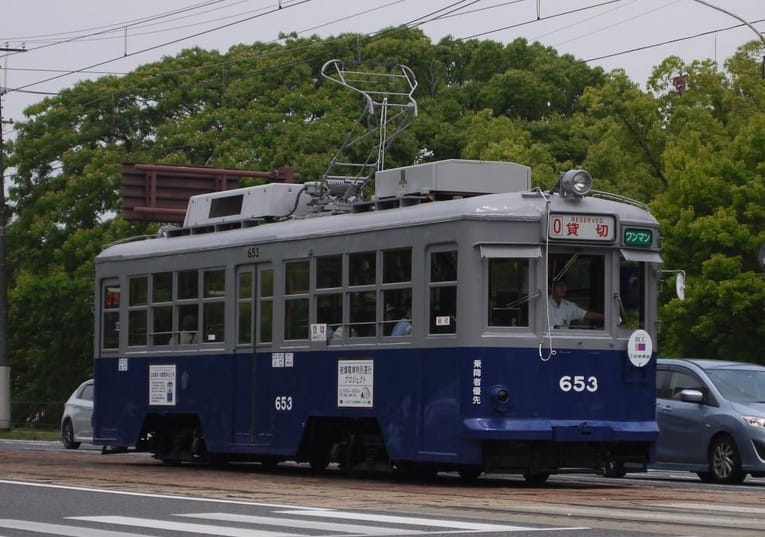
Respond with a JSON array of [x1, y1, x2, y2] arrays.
[[549, 213, 615, 241], [623, 227, 653, 247]]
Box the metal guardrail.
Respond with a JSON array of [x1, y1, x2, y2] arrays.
[[8, 402, 63, 429]]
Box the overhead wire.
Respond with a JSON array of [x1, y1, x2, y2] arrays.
[[3, 0, 763, 142], [4, 0, 475, 106], [1, 0, 238, 46], [9, 0, 314, 93], [6, 0, 761, 96], [586, 19, 765, 62]]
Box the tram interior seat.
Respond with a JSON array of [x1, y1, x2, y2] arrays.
[[168, 331, 200, 345]]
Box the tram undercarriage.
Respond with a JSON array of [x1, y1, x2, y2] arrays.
[[132, 413, 648, 483]]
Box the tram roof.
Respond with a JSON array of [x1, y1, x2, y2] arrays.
[[98, 190, 657, 261]]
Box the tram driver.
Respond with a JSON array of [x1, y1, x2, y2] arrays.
[[548, 278, 603, 329]]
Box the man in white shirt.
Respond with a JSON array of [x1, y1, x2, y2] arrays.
[[548, 279, 603, 328]]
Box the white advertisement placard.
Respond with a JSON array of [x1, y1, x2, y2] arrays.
[[149, 364, 177, 406], [337, 359, 374, 408]]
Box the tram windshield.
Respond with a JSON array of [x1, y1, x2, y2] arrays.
[[547, 254, 605, 330], [618, 258, 646, 330]]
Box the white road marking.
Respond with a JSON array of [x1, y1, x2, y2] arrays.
[[69, 515, 301, 537], [0, 519, 156, 537], [182, 512, 422, 534], [273, 508, 541, 531]]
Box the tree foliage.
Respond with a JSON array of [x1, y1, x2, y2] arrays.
[[5, 28, 765, 402]]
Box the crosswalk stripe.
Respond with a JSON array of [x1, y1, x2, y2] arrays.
[[181, 512, 421, 535], [272, 509, 534, 531], [69, 516, 303, 537], [0, 519, 157, 537]]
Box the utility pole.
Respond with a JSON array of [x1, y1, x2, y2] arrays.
[[690, 0, 765, 77], [0, 45, 26, 430]]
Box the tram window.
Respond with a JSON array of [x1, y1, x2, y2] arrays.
[[383, 289, 411, 336], [177, 304, 198, 344], [317, 255, 342, 289], [129, 277, 147, 306], [383, 248, 411, 283], [548, 254, 605, 330], [152, 305, 172, 346], [203, 302, 225, 343], [285, 261, 309, 340], [177, 270, 198, 300], [204, 269, 225, 297], [430, 250, 457, 334], [349, 252, 376, 286], [350, 291, 376, 337], [618, 260, 645, 329], [286, 260, 309, 294], [317, 293, 342, 335], [128, 276, 148, 346], [259, 268, 273, 344], [238, 270, 254, 346], [431, 251, 457, 282], [153, 272, 172, 303], [102, 283, 120, 349], [284, 298, 309, 340], [261, 267, 273, 296], [128, 310, 147, 346], [488, 258, 529, 327]]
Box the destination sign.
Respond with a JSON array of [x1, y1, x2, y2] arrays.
[[549, 213, 615, 241], [624, 228, 653, 247]]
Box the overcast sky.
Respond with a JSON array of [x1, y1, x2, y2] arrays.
[[2, 0, 764, 139]]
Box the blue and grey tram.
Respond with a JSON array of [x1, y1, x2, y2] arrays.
[[93, 159, 660, 482]]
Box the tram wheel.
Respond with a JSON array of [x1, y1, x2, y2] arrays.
[[522, 472, 550, 485], [602, 461, 626, 478], [309, 450, 331, 472], [458, 466, 483, 482]]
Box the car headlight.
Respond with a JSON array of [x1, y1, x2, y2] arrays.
[[742, 416, 765, 429]]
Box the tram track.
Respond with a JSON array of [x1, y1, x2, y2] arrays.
[[2, 443, 765, 536]]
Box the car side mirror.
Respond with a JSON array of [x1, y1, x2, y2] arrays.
[[679, 389, 704, 404]]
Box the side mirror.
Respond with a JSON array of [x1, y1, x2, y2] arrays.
[[680, 388, 704, 404], [675, 272, 686, 300]]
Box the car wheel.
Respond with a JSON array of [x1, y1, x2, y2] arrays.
[[61, 419, 80, 449], [709, 434, 745, 484]]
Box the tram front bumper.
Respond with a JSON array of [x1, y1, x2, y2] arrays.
[[463, 418, 659, 442]]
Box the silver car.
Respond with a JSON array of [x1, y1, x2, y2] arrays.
[[60, 379, 94, 449], [655, 359, 765, 484]]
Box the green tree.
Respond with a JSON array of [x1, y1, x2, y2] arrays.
[[650, 48, 765, 362]]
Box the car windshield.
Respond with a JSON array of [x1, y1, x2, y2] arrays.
[[706, 369, 765, 403]]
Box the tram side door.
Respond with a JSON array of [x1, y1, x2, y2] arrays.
[[252, 264, 276, 445], [233, 264, 275, 446]]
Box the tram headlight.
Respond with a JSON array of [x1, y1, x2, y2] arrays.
[[559, 169, 593, 197], [489, 385, 511, 413]]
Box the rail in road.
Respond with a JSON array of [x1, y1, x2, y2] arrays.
[[1, 440, 764, 536]]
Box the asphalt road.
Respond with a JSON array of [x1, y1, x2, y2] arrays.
[[1, 440, 765, 537]]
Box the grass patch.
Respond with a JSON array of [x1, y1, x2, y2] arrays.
[[0, 428, 60, 441]]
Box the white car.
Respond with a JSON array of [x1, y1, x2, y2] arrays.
[[60, 379, 94, 449]]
